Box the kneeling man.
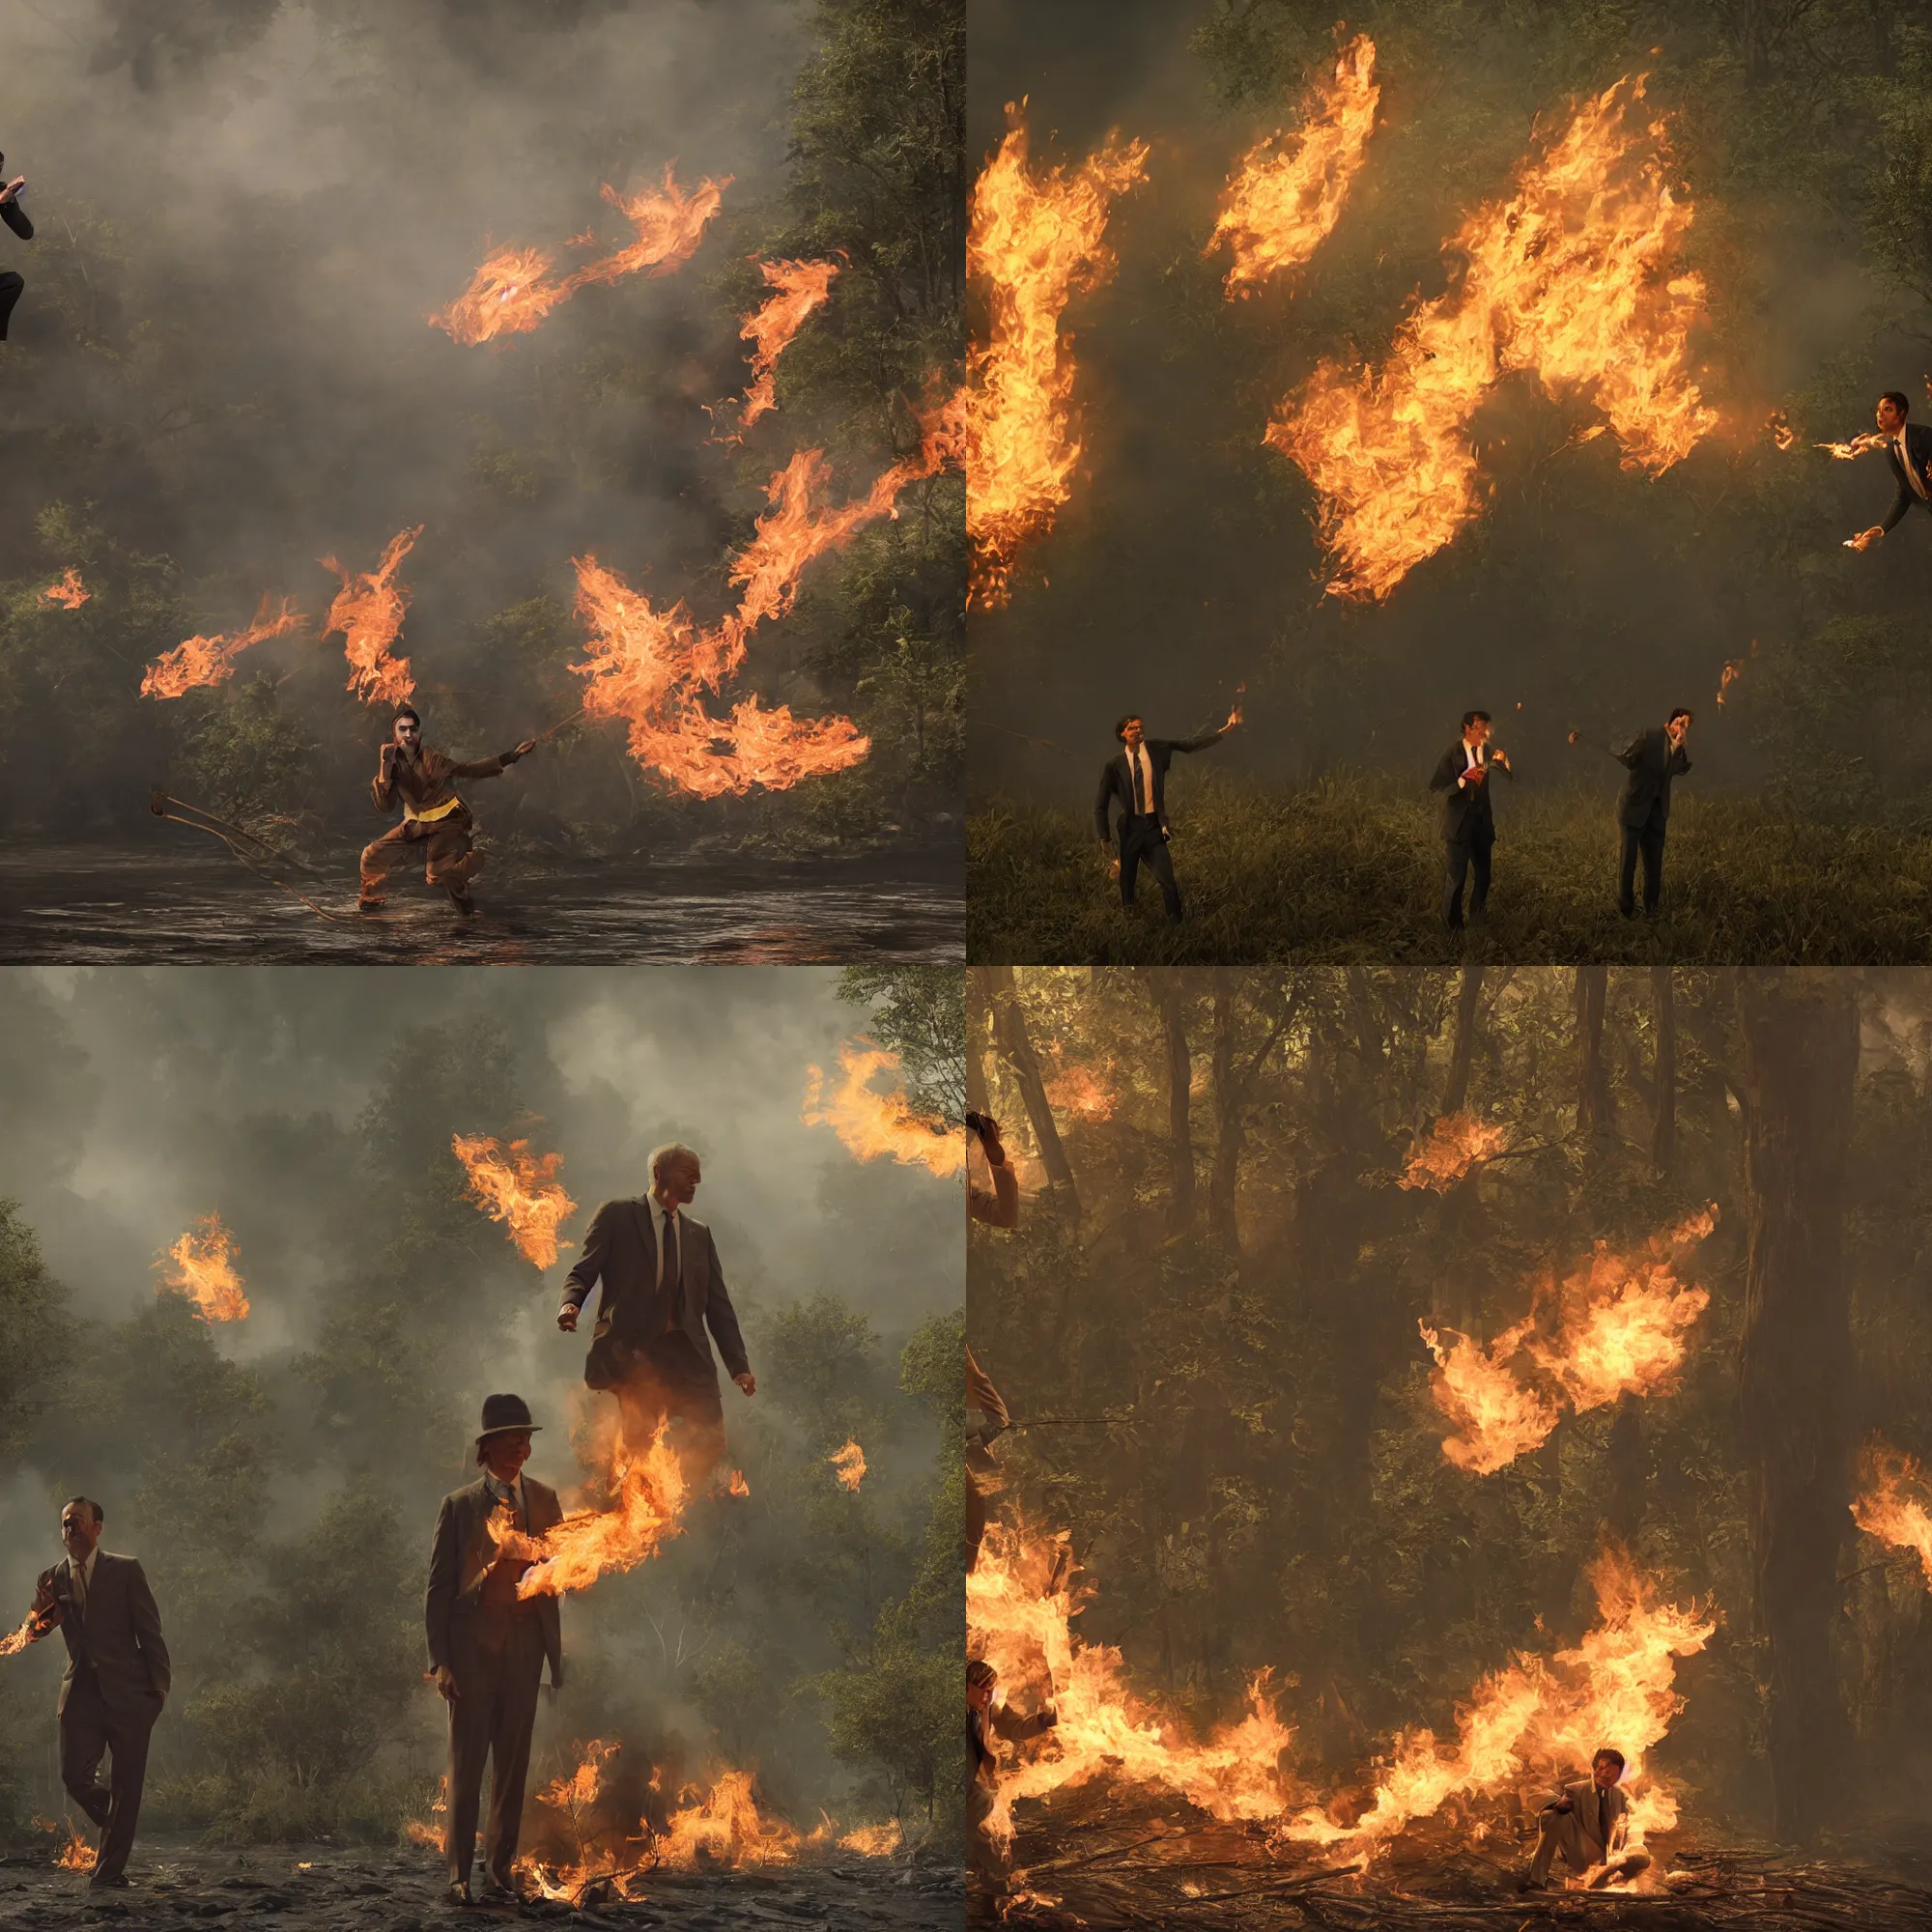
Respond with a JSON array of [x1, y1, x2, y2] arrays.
[[1521, 1747, 1652, 1892]]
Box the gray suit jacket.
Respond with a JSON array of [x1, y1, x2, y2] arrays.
[[424, 1475, 563, 1689], [1546, 1776, 1631, 1855], [40, 1551, 170, 1719]]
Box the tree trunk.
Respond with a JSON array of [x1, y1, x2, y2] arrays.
[[1738, 970, 1859, 1844], [1575, 966, 1612, 1135], [984, 967, 1078, 1210], [1651, 967, 1677, 1176], [1605, 1396, 1647, 1546], [1148, 971, 1195, 1236], [965, 969, 992, 1117], [1443, 964, 1485, 1114], [1208, 975, 1242, 1250]]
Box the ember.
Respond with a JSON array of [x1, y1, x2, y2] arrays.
[[1852, 1439, 1932, 1591], [1210, 36, 1378, 294], [156, 1212, 250, 1322], [828, 1440, 867, 1491], [1767, 410, 1796, 451], [450, 1132, 577, 1269], [320, 526, 420, 707], [139, 595, 305, 699], [1399, 1113, 1509, 1192], [801, 1040, 965, 1177], [39, 566, 88, 610], [725, 258, 839, 435]]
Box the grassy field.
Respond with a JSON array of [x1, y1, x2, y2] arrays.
[[968, 775, 1932, 963]]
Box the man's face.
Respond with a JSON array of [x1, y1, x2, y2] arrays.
[[1878, 397, 1907, 435], [1592, 1756, 1622, 1790], [657, 1157, 700, 1208], [968, 1677, 994, 1715], [61, 1505, 101, 1563], [1465, 717, 1491, 748], [1120, 719, 1145, 751], [392, 717, 421, 753], [482, 1430, 532, 1484]]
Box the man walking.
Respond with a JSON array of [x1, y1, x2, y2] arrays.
[[424, 1395, 564, 1907], [1429, 710, 1512, 930], [31, 1497, 169, 1890], [1093, 710, 1238, 923]]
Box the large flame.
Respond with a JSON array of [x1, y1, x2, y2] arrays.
[[139, 595, 305, 699], [1210, 36, 1378, 294], [54, 1824, 96, 1872], [1269, 75, 1715, 602], [659, 1770, 833, 1869], [839, 1819, 902, 1857], [1288, 1546, 1712, 1857], [432, 167, 727, 345], [1399, 1113, 1509, 1192], [1419, 1317, 1562, 1473], [801, 1040, 964, 1178], [39, 567, 88, 610], [450, 1132, 578, 1270], [726, 258, 839, 435], [964, 113, 1150, 608], [828, 1440, 867, 1491], [321, 526, 420, 707], [1852, 1440, 1932, 1592], [156, 1213, 250, 1322], [1044, 1065, 1116, 1122]]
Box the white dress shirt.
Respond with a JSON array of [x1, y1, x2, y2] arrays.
[[1456, 739, 1487, 788], [1125, 744, 1153, 814]]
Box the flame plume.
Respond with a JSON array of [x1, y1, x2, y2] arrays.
[[157, 1213, 250, 1322], [964, 113, 1150, 608], [321, 526, 420, 707], [40, 567, 88, 610], [839, 1819, 902, 1857], [1815, 431, 1889, 461], [1852, 1440, 1932, 1591], [54, 1824, 96, 1872], [1419, 1318, 1562, 1473], [0, 1605, 56, 1659], [1210, 36, 1378, 294], [1270, 75, 1715, 602], [1399, 1113, 1509, 1192], [1044, 1065, 1115, 1122], [450, 1133, 578, 1269], [140, 595, 305, 699], [433, 167, 727, 345], [801, 1040, 964, 1177], [726, 258, 839, 435], [659, 1771, 832, 1868], [828, 1440, 867, 1491]]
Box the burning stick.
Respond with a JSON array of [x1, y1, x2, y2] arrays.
[[964, 113, 1150, 609], [1398, 1113, 1509, 1192], [723, 258, 839, 436], [156, 1213, 249, 1322], [1816, 431, 1889, 461], [320, 526, 420, 707], [139, 595, 305, 699], [1209, 35, 1378, 294], [828, 1440, 867, 1491], [39, 566, 88, 610], [0, 1601, 61, 1659], [801, 1040, 964, 1178], [450, 1133, 577, 1269], [1852, 1440, 1932, 1590]]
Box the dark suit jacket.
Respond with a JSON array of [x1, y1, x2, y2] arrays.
[[38, 1551, 169, 1719], [425, 1475, 564, 1689], [1429, 742, 1511, 842], [1883, 422, 1932, 532], [1094, 732, 1224, 843], [1615, 726, 1691, 828], [560, 1198, 751, 1388], [1, 197, 29, 243]]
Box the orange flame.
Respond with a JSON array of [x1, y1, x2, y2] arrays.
[[450, 1132, 578, 1270], [727, 1468, 751, 1498], [1287, 1545, 1712, 1857], [1210, 36, 1378, 294], [1419, 1318, 1562, 1473], [1399, 1113, 1509, 1192], [828, 1440, 867, 1491], [1766, 410, 1796, 452], [156, 1213, 250, 1322], [1226, 682, 1246, 729], [964, 112, 1150, 608], [801, 1040, 964, 1177], [726, 258, 839, 435], [0, 1605, 57, 1659], [1044, 1065, 1116, 1122], [405, 1774, 450, 1849], [432, 167, 728, 344], [838, 1820, 902, 1857], [139, 595, 305, 699], [39, 567, 88, 610], [1269, 75, 1714, 602], [320, 526, 420, 707], [54, 1823, 96, 1872], [658, 1770, 832, 1869], [1815, 430, 1889, 461], [1852, 1440, 1932, 1592]]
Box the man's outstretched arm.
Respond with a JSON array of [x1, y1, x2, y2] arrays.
[[558, 1201, 614, 1323], [704, 1240, 753, 1388], [448, 740, 538, 781]]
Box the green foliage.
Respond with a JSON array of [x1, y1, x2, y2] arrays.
[[0, 1203, 71, 1461], [838, 966, 968, 1119], [179, 675, 319, 829]]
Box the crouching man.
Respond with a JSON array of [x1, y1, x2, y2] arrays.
[[1520, 1747, 1652, 1892]]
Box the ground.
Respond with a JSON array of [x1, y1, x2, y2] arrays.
[[0, 1839, 964, 1930]]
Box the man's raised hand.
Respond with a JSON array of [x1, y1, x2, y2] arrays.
[[556, 1302, 579, 1333]]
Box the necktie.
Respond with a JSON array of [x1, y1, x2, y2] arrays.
[[71, 1559, 86, 1620], [1598, 1789, 1609, 1852], [661, 1210, 681, 1332], [1130, 750, 1146, 814]]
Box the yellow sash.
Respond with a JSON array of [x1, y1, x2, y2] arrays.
[[403, 796, 462, 825]]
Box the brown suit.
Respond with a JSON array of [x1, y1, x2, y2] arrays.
[[39, 1551, 170, 1882], [361, 744, 518, 896], [560, 1199, 751, 1468], [1529, 1776, 1650, 1887], [425, 1476, 563, 1890]]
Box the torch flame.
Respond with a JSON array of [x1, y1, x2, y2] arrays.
[[0, 1605, 57, 1659], [725, 258, 839, 435], [1814, 431, 1889, 461], [1210, 36, 1378, 294], [450, 1132, 578, 1270], [963, 111, 1150, 608], [828, 1440, 867, 1491], [1852, 1440, 1932, 1591], [39, 567, 88, 610], [1399, 1113, 1509, 1192], [321, 526, 420, 707], [140, 595, 305, 699], [801, 1040, 964, 1178], [1269, 75, 1714, 602], [156, 1213, 250, 1322]]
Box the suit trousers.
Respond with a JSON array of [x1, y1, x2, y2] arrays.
[[59, 1668, 156, 1881], [360, 814, 480, 896], [614, 1334, 727, 1482], [1618, 811, 1667, 917], [445, 1610, 547, 1889], [1442, 828, 1493, 928], [0, 271, 22, 340], [1528, 1808, 1650, 1885], [1118, 815, 1181, 921]]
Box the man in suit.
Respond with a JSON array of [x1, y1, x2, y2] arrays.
[[425, 1395, 565, 1907], [968, 1660, 1057, 1899], [1429, 710, 1512, 930], [0, 157, 31, 341], [1520, 1747, 1652, 1892], [29, 1497, 169, 1890], [1847, 390, 1932, 551], [556, 1142, 755, 1483], [1573, 708, 1693, 917], [360, 705, 539, 916], [1094, 711, 1238, 923], [966, 1112, 1016, 1573]]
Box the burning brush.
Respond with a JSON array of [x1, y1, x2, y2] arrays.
[[801, 1040, 964, 1178], [0, 1598, 62, 1660]]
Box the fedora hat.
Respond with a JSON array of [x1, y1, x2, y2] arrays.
[[475, 1392, 541, 1442]]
